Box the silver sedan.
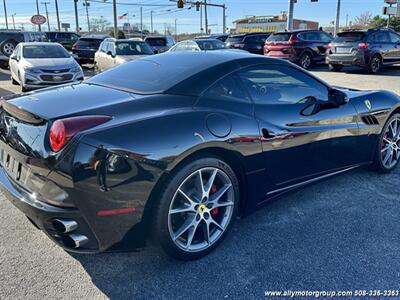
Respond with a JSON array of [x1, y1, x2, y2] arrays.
[[9, 42, 84, 92]]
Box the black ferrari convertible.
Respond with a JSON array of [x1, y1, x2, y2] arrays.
[[0, 51, 399, 260]]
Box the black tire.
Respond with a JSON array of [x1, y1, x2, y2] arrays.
[[0, 39, 17, 57], [329, 64, 343, 72], [11, 76, 18, 85], [372, 113, 400, 173], [299, 52, 312, 70], [369, 54, 382, 74], [153, 157, 240, 260], [0, 60, 9, 69]]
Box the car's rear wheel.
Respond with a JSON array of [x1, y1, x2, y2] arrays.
[[153, 157, 239, 260], [329, 64, 343, 72], [369, 55, 381, 74], [373, 113, 400, 173], [299, 52, 312, 69]]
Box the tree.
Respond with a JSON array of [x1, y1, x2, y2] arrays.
[[367, 15, 400, 32], [90, 16, 110, 32], [353, 11, 373, 28], [109, 30, 126, 39]]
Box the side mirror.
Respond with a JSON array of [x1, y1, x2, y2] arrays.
[[153, 49, 159, 54], [10, 54, 18, 61], [328, 88, 349, 106], [107, 51, 116, 58]]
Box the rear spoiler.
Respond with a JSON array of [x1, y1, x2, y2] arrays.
[[0, 98, 45, 124]]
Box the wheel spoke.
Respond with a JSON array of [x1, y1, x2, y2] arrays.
[[383, 149, 393, 165], [178, 188, 197, 205], [209, 183, 232, 203], [204, 169, 218, 197], [173, 216, 196, 241], [202, 220, 210, 244], [186, 220, 200, 248], [212, 200, 234, 209], [383, 137, 391, 144], [197, 170, 206, 198], [381, 145, 390, 153], [209, 217, 224, 232], [169, 205, 195, 215]]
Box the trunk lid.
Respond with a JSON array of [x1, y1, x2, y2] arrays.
[[331, 32, 366, 54], [0, 83, 132, 161]]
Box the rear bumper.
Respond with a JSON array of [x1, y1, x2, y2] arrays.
[[0, 164, 100, 253], [326, 53, 367, 67], [0, 141, 149, 253]]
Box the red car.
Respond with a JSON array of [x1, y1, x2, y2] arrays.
[[264, 30, 333, 69]]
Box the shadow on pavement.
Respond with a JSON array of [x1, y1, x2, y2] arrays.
[[71, 167, 400, 300], [312, 64, 400, 76]]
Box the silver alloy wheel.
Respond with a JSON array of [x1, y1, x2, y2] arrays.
[[380, 117, 400, 169], [301, 53, 311, 69], [371, 56, 381, 73], [2, 42, 15, 56], [168, 167, 234, 252]]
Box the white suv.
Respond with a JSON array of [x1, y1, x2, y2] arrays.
[[94, 38, 153, 72]]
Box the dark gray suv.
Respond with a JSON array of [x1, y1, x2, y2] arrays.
[[0, 30, 48, 68], [326, 29, 400, 73]]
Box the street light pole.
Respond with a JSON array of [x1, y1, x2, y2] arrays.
[[334, 0, 341, 36], [73, 0, 79, 32], [140, 6, 143, 38], [150, 10, 153, 34], [42, 2, 51, 32], [222, 4, 226, 34], [286, 0, 294, 31], [36, 0, 41, 31], [2, 0, 8, 29], [204, 0, 208, 34], [11, 13, 15, 29], [112, 0, 117, 38], [54, 0, 60, 31], [174, 18, 177, 38], [84, 0, 90, 32]]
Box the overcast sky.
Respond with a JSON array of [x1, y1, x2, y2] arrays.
[[0, 0, 390, 33]]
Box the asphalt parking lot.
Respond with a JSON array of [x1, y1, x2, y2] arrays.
[[0, 64, 400, 300]]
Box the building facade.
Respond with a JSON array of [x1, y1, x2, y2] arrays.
[[233, 15, 319, 33]]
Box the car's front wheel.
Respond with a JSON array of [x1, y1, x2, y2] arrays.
[[373, 113, 400, 173], [153, 157, 239, 260]]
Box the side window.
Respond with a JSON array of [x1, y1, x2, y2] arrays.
[[389, 32, 400, 44], [377, 32, 391, 43], [186, 41, 200, 51], [203, 74, 250, 103], [238, 65, 328, 104], [99, 42, 106, 52], [318, 32, 332, 42]]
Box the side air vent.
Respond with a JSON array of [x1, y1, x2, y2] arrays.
[[361, 115, 379, 126]]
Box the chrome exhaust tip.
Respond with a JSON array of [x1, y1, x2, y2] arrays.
[[62, 234, 89, 249], [52, 219, 78, 233]]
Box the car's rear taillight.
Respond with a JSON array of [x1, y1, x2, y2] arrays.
[[327, 43, 333, 49], [358, 42, 369, 49], [49, 115, 112, 152], [72, 43, 78, 50], [288, 36, 299, 46]]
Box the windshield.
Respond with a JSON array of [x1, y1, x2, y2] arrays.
[[77, 38, 103, 48], [23, 44, 70, 58], [267, 33, 292, 42], [145, 38, 167, 47], [196, 40, 225, 50], [116, 41, 153, 55], [226, 36, 244, 43], [334, 32, 366, 42]]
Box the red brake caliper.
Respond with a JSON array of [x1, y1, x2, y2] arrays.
[[210, 184, 218, 216]]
